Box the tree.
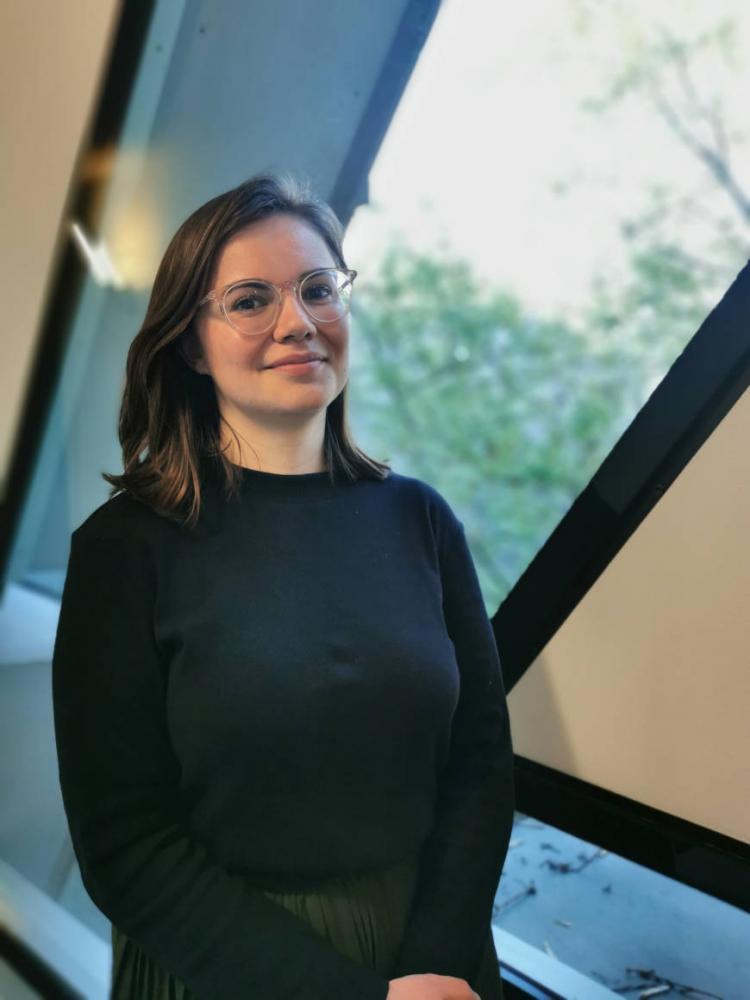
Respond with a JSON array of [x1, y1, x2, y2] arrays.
[[571, 2, 750, 379], [348, 3, 750, 613], [349, 242, 642, 613]]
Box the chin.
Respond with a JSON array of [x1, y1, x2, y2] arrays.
[[270, 398, 333, 418]]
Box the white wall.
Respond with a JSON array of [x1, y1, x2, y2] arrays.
[[0, 0, 121, 500], [509, 385, 750, 844]]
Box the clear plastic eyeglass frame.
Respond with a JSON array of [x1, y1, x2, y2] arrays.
[[197, 267, 357, 336]]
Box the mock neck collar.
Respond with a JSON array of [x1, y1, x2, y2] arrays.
[[200, 454, 350, 502]]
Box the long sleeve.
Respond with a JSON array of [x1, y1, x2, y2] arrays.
[[389, 508, 515, 985], [52, 523, 390, 1000]]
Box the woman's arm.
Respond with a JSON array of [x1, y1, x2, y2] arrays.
[[389, 502, 515, 985], [53, 522, 390, 1000]]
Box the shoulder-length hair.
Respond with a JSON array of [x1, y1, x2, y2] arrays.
[[103, 172, 390, 529]]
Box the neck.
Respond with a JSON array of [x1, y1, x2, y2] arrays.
[[217, 403, 328, 474]]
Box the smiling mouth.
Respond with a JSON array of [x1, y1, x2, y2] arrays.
[[268, 358, 326, 369]]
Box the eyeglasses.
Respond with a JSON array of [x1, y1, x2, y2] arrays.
[[198, 267, 357, 337]]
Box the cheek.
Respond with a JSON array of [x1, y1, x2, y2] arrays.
[[202, 331, 257, 372], [330, 336, 349, 375], [331, 320, 349, 352]]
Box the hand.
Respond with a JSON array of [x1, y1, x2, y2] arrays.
[[386, 973, 480, 1000]]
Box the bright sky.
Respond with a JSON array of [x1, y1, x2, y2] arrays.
[[344, 0, 750, 320]]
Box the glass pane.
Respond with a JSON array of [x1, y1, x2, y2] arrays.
[[495, 812, 749, 999], [345, 0, 750, 617], [344, 3, 750, 995]]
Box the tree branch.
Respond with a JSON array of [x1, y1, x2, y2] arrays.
[[648, 81, 750, 225]]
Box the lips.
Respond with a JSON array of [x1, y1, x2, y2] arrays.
[[266, 353, 325, 368]]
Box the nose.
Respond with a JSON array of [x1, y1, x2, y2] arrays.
[[272, 285, 315, 341]]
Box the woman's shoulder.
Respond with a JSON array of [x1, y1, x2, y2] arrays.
[[72, 489, 171, 548], [374, 469, 461, 528]]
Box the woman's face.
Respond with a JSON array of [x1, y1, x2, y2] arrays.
[[188, 213, 349, 427]]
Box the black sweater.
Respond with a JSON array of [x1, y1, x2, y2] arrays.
[[52, 459, 515, 999]]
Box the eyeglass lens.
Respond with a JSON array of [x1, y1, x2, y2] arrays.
[[223, 269, 353, 334]]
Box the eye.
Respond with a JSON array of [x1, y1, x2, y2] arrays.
[[231, 294, 265, 312], [302, 273, 337, 302], [226, 283, 273, 312]]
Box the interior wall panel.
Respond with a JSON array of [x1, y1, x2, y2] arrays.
[[508, 386, 750, 844], [0, 0, 121, 500]]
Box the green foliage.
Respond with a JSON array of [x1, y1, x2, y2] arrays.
[[349, 5, 749, 615], [583, 190, 741, 385], [348, 245, 644, 613]]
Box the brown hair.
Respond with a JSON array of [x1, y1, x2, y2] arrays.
[[103, 172, 390, 529]]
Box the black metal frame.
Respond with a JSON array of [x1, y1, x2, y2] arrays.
[[0, 0, 155, 590], [329, 0, 441, 226], [0, 927, 83, 999], [496, 260, 750, 695], [495, 261, 750, 910], [513, 755, 750, 913]]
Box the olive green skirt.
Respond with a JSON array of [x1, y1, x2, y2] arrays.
[[110, 853, 422, 999]]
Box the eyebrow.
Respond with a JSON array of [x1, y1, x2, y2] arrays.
[[217, 267, 332, 294]]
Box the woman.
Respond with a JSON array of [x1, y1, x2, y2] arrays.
[[52, 173, 514, 1000]]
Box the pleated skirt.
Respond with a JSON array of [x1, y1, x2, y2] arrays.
[[109, 851, 504, 1000]]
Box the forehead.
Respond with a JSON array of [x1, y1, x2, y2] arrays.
[[213, 213, 336, 285]]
